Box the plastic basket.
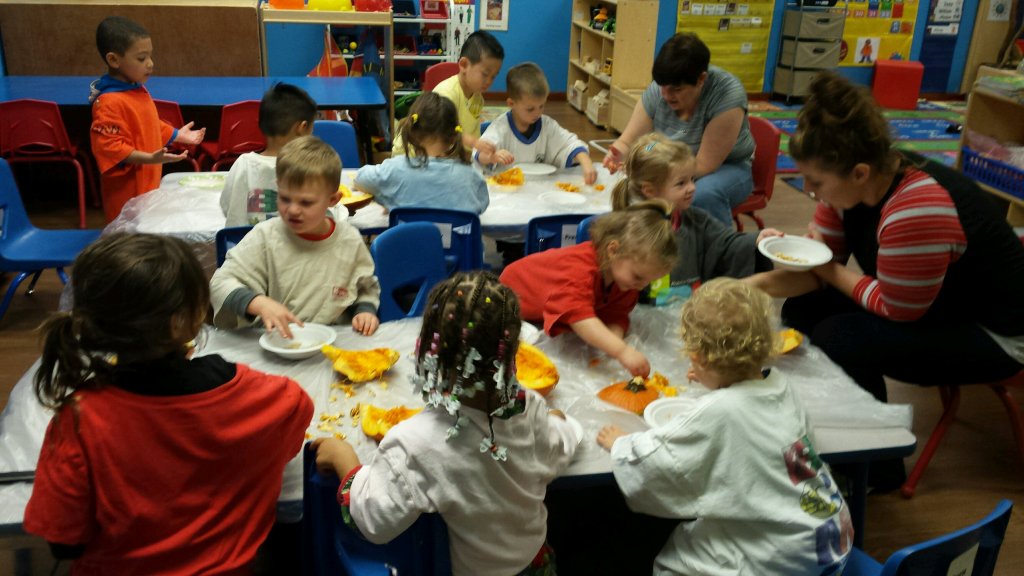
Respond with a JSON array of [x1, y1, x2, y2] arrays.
[[419, 0, 448, 19], [961, 147, 1024, 200]]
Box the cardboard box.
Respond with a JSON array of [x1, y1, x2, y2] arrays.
[[586, 89, 610, 127], [568, 80, 588, 111]]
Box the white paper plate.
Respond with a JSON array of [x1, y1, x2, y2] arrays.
[[539, 191, 586, 206], [179, 173, 226, 190], [758, 236, 833, 272], [643, 397, 700, 428], [516, 162, 557, 176], [259, 323, 336, 360], [563, 414, 585, 447]]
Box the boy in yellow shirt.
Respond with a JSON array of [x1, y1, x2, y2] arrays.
[[393, 30, 504, 157]]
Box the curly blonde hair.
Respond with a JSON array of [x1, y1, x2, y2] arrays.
[[680, 277, 778, 383]]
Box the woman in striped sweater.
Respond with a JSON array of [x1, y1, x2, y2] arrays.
[[748, 71, 1024, 408]]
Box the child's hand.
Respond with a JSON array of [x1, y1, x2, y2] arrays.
[[150, 147, 189, 165], [494, 149, 515, 165], [597, 425, 626, 451], [616, 345, 650, 378], [601, 141, 627, 174], [310, 437, 361, 479], [582, 163, 598, 185], [248, 295, 302, 339], [352, 312, 379, 336], [474, 138, 497, 157], [175, 121, 206, 145], [805, 222, 824, 243], [755, 228, 784, 245]]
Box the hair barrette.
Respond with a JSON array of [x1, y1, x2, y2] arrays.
[[644, 141, 658, 152], [455, 125, 463, 134], [411, 113, 419, 124]]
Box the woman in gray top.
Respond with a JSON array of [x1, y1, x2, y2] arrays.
[[604, 33, 754, 226]]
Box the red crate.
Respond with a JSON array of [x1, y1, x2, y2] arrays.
[[419, 0, 448, 18]]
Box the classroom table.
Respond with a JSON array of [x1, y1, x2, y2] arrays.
[[0, 304, 913, 557], [108, 166, 614, 255], [0, 75, 387, 161]]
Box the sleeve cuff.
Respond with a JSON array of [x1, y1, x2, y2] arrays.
[[565, 147, 587, 167], [336, 464, 364, 532], [167, 128, 179, 147], [224, 287, 259, 320], [353, 302, 378, 317]]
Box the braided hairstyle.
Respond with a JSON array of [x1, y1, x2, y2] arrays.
[[414, 272, 522, 458], [788, 71, 899, 177], [35, 233, 209, 410], [399, 92, 470, 166], [611, 133, 694, 211]]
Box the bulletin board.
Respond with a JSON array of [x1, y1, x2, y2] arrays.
[[838, 0, 921, 66], [0, 0, 261, 76], [677, 0, 776, 91]]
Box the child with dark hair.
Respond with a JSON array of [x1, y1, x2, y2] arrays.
[[500, 200, 678, 377], [598, 278, 852, 574], [355, 92, 488, 213], [24, 233, 313, 573], [312, 272, 576, 576], [393, 30, 504, 156], [220, 82, 318, 226], [90, 16, 206, 222]]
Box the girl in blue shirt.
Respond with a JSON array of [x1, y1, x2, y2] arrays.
[[354, 92, 489, 214]]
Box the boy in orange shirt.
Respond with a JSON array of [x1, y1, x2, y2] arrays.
[[89, 16, 205, 221]]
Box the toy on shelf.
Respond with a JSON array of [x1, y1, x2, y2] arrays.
[[269, 0, 304, 8], [309, 0, 345, 9], [355, 0, 392, 11], [591, 7, 609, 30]]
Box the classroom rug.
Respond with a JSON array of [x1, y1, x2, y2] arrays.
[[750, 100, 964, 181]]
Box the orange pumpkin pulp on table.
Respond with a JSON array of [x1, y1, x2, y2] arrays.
[[321, 345, 400, 382], [361, 405, 423, 442], [598, 373, 673, 414], [492, 166, 524, 186], [516, 342, 559, 396]]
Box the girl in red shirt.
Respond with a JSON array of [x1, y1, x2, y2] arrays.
[[500, 200, 678, 377], [24, 233, 313, 575]]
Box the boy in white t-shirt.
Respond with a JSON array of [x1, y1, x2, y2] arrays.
[[219, 83, 317, 226], [598, 278, 852, 575]]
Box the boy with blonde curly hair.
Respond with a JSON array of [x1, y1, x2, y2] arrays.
[[597, 278, 852, 575]]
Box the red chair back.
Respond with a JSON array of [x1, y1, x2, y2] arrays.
[[199, 100, 265, 171], [732, 116, 782, 231], [153, 98, 185, 127], [0, 99, 74, 156], [423, 62, 459, 92]]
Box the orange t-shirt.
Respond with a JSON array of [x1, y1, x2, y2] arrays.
[[91, 87, 175, 221]]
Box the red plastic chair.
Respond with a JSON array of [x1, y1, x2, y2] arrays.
[[197, 100, 266, 171], [732, 116, 781, 232], [153, 99, 201, 172], [0, 99, 96, 229], [423, 62, 459, 92], [901, 370, 1024, 498]]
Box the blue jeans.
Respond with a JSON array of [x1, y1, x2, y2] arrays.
[[692, 161, 753, 226]]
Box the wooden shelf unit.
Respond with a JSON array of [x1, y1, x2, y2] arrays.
[[958, 66, 1024, 225], [566, 0, 658, 130]]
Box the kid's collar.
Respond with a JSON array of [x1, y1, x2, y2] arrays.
[[506, 111, 541, 145], [88, 74, 144, 103]]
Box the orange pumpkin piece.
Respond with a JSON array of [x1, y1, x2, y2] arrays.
[[361, 405, 423, 442], [322, 345, 400, 382], [594, 184, 605, 191], [516, 342, 559, 396], [555, 182, 580, 192], [598, 373, 672, 414], [493, 166, 524, 186]]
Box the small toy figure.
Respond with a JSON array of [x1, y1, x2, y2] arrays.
[[592, 7, 608, 30]]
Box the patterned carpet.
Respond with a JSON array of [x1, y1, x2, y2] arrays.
[[750, 99, 966, 191]]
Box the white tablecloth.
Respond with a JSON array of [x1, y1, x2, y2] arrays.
[[0, 304, 912, 525]]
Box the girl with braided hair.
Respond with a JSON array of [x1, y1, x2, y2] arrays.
[[312, 272, 577, 576]]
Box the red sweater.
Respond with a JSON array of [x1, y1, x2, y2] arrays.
[[24, 361, 313, 575], [499, 241, 638, 336]]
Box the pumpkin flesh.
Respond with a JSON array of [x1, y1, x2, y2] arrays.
[[361, 405, 423, 442], [516, 342, 559, 396], [322, 345, 400, 382], [598, 373, 672, 414]]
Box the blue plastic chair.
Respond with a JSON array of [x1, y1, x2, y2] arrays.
[[525, 213, 591, 255], [370, 222, 447, 322], [388, 207, 484, 274], [844, 499, 1013, 576], [215, 225, 254, 267], [301, 444, 451, 576], [313, 120, 361, 169], [576, 214, 601, 244], [0, 159, 100, 325]]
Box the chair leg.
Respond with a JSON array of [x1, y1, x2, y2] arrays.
[[25, 271, 44, 295], [78, 150, 102, 209], [751, 212, 765, 230], [71, 159, 87, 229], [0, 272, 31, 325], [902, 385, 961, 498], [733, 214, 745, 232], [56, 267, 69, 285], [990, 383, 1024, 467]]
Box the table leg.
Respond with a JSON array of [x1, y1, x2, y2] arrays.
[[849, 462, 868, 549]]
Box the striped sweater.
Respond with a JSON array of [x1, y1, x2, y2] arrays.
[[813, 160, 1024, 336]]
